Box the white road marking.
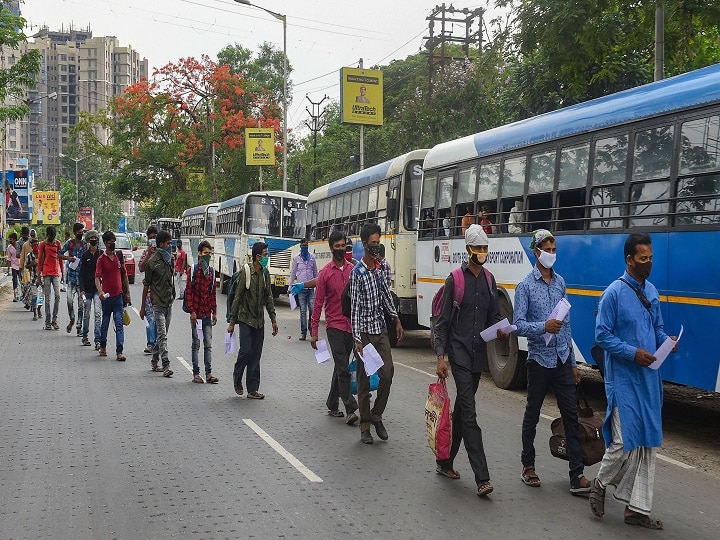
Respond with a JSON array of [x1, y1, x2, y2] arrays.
[[657, 453, 695, 469], [395, 361, 436, 378], [176, 356, 193, 374], [131, 306, 141, 318], [539, 413, 554, 420], [242, 419, 323, 483]]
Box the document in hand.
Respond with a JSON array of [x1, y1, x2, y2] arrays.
[[196, 319, 204, 340], [649, 325, 683, 370], [360, 343, 384, 376], [68, 258, 80, 270], [481, 318, 517, 342], [314, 339, 331, 364], [289, 294, 297, 311], [225, 331, 237, 354], [544, 298, 571, 345]]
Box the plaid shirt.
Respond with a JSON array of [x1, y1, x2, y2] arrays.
[[60, 238, 87, 285], [349, 258, 397, 343], [184, 265, 217, 318]]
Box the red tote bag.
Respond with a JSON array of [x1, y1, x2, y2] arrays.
[[425, 378, 452, 461]]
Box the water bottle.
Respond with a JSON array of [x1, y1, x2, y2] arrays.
[[36, 285, 44, 306]]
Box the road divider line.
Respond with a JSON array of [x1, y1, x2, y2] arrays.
[[242, 419, 323, 483], [657, 453, 694, 469], [395, 361, 436, 378], [131, 306, 141, 318], [539, 413, 554, 421], [176, 356, 193, 374]]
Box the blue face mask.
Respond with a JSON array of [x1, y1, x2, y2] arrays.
[[300, 245, 309, 259], [158, 247, 172, 265], [259, 255, 269, 268]]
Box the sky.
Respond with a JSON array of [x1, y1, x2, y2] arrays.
[[21, 0, 506, 135]]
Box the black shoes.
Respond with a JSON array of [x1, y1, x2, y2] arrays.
[[360, 430, 374, 444], [372, 420, 388, 441]]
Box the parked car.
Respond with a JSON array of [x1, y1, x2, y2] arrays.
[[113, 233, 137, 284]]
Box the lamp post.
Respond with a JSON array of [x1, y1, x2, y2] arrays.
[[235, 0, 288, 192], [58, 152, 92, 216]]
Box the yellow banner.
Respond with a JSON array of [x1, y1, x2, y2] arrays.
[[340, 67, 383, 126], [32, 191, 61, 225], [245, 128, 276, 166]]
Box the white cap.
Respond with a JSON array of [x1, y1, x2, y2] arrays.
[[465, 224, 489, 246]]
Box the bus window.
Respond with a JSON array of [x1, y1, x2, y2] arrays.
[[478, 162, 499, 200], [502, 156, 526, 199], [403, 161, 423, 231], [246, 195, 281, 236], [206, 208, 218, 236], [680, 116, 720, 175], [437, 171, 454, 236], [589, 185, 624, 229], [420, 173, 437, 237], [590, 135, 628, 229], [558, 143, 590, 231], [368, 185, 378, 218], [676, 175, 720, 225], [630, 126, 674, 227], [351, 191, 360, 232], [359, 188, 369, 222], [376, 182, 388, 233], [456, 165, 477, 234], [527, 150, 555, 230]]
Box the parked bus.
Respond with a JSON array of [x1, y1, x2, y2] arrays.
[[306, 150, 428, 345], [154, 217, 182, 251], [417, 63, 720, 392], [214, 190, 307, 297], [181, 203, 219, 267]]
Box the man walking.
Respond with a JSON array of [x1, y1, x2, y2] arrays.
[[6, 232, 21, 301], [184, 240, 218, 384], [139, 230, 175, 377], [174, 238, 188, 300], [139, 226, 158, 356], [227, 242, 278, 399], [349, 223, 404, 444], [434, 225, 505, 497], [37, 226, 74, 330], [311, 230, 359, 424], [79, 230, 102, 349], [589, 233, 677, 530], [95, 231, 131, 361], [60, 222, 87, 336], [513, 229, 591, 495], [289, 238, 318, 340]]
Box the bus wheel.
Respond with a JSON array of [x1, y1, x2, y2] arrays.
[[487, 294, 527, 390]]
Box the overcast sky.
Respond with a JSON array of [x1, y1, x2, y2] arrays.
[[21, 0, 505, 132]]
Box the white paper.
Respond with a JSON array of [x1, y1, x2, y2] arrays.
[[360, 343, 384, 376], [225, 331, 238, 354], [649, 326, 683, 370], [543, 297, 572, 345], [314, 339, 332, 364], [481, 318, 518, 342], [196, 319, 204, 340], [68, 258, 80, 270], [143, 316, 150, 328], [289, 294, 297, 311]]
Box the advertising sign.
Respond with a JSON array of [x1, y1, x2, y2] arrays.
[[340, 67, 384, 126], [78, 207, 94, 231], [4, 169, 32, 223], [245, 128, 276, 166], [32, 191, 61, 225]]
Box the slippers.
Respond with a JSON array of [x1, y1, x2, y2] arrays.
[[328, 410, 344, 418], [624, 514, 663, 530], [192, 375, 205, 383], [436, 466, 460, 479]]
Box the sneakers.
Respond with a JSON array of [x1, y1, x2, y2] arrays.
[[234, 384, 244, 396], [76, 329, 83, 337], [205, 375, 219, 384], [163, 369, 173, 377], [82, 337, 91, 346], [44, 324, 52, 330], [51, 321, 60, 330], [360, 429, 374, 444], [346, 412, 359, 425]]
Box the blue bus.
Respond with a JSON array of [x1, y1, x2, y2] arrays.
[[417, 63, 720, 391], [181, 203, 219, 267]]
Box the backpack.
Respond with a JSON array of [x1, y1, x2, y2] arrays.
[[430, 266, 495, 349], [341, 279, 352, 319], [182, 263, 215, 313], [226, 263, 269, 323]]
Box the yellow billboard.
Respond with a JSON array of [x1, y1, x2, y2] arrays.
[[340, 67, 383, 126], [245, 128, 276, 166], [32, 191, 61, 225]]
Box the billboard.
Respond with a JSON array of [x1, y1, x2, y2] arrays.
[[340, 67, 384, 126], [78, 207, 94, 231], [245, 128, 276, 166], [4, 169, 32, 223], [32, 191, 61, 225]]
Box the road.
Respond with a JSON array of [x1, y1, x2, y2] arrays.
[[0, 278, 718, 539]]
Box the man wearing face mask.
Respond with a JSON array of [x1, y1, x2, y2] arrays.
[[288, 238, 318, 341], [310, 230, 359, 424], [37, 225, 75, 331], [434, 224, 506, 497], [95, 231, 131, 361], [589, 233, 677, 530], [79, 230, 103, 348], [60, 222, 87, 336], [514, 229, 591, 495], [140, 230, 176, 377]]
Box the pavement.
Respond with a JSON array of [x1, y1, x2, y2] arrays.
[[0, 280, 719, 539]]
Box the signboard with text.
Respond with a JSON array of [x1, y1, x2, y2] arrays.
[[340, 67, 384, 126], [32, 191, 61, 225], [78, 207, 94, 231], [4, 169, 32, 223], [245, 128, 276, 166]]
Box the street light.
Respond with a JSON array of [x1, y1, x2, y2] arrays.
[[58, 152, 93, 215], [234, 0, 289, 192]]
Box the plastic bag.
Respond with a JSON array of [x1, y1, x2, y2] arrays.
[[122, 308, 131, 326], [349, 357, 379, 394], [425, 378, 452, 461], [36, 285, 44, 306]]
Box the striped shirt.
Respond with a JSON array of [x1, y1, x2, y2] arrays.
[[349, 258, 397, 343]]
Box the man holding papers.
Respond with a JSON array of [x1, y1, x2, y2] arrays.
[[350, 223, 403, 444], [590, 233, 678, 530], [434, 224, 505, 497], [514, 229, 591, 495]]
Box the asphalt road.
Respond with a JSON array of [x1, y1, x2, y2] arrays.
[[0, 278, 718, 539]]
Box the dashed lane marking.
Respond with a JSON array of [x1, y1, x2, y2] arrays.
[[176, 356, 193, 374]]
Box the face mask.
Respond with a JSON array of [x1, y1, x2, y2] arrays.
[[32, 245, 39, 253], [345, 252, 353, 262], [106, 241, 116, 251], [89, 239, 98, 246], [537, 249, 556, 269], [199, 254, 211, 272], [631, 260, 652, 281], [332, 249, 346, 261], [366, 244, 380, 258], [300, 246, 309, 259], [468, 249, 488, 266], [158, 247, 172, 264], [75, 233, 83, 240], [259, 255, 269, 268]]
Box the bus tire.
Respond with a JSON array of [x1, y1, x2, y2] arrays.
[[487, 293, 527, 390]]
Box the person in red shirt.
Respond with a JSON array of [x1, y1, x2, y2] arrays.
[[174, 239, 188, 299], [95, 230, 131, 361], [310, 230, 359, 424], [36, 226, 75, 330], [184, 240, 218, 383]]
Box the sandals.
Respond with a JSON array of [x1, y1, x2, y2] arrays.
[[477, 481, 494, 497], [98, 348, 107, 357], [116, 353, 127, 362], [589, 478, 606, 518], [150, 364, 163, 372], [192, 375, 205, 383], [328, 410, 344, 418], [521, 466, 541, 487], [247, 391, 265, 399], [570, 475, 592, 496], [435, 466, 460, 479], [624, 513, 663, 530], [205, 375, 219, 384]]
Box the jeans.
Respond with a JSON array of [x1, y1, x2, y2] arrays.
[[66, 281, 84, 330], [325, 327, 358, 414], [144, 295, 157, 348], [11, 268, 20, 293], [191, 316, 213, 375], [152, 305, 173, 369], [297, 288, 314, 336], [436, 363, 490, 485], [82, 291, 102, 344], [175, 272, 186, 298], [100, 294, 124, 354], [233, 322, 264, 392], [521, 359, 584, 484], [43, 275, 60, 325], [356, 330, 394, 432]]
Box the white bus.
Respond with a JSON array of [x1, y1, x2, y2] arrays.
[[180, 203, 219, 267], [306, 149, 428, 346], [214, 190, 307, 297]]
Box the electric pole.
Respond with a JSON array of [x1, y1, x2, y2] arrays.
[[304, 94, 329, 190]]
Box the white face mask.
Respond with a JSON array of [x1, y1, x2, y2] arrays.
[[537, 249, 556, 269]]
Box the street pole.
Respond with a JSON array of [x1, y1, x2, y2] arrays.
[[75, 158, 79, 215]]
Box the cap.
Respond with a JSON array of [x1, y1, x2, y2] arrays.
[[465, 224, 489, 246], [85, 229, 99, 241], [530, 229, 554, 249]]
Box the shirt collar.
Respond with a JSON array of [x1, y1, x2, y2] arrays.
[[532, 265, 555, 282], [622, 271, 643, 289]]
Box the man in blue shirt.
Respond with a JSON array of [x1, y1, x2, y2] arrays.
[[590, 233, 677, 530], [60, 222, 87, 336], [514, 229, 591, 495]]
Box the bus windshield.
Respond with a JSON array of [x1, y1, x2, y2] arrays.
[[283, 198, 307, 238], [246, 195, 282, 236]]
